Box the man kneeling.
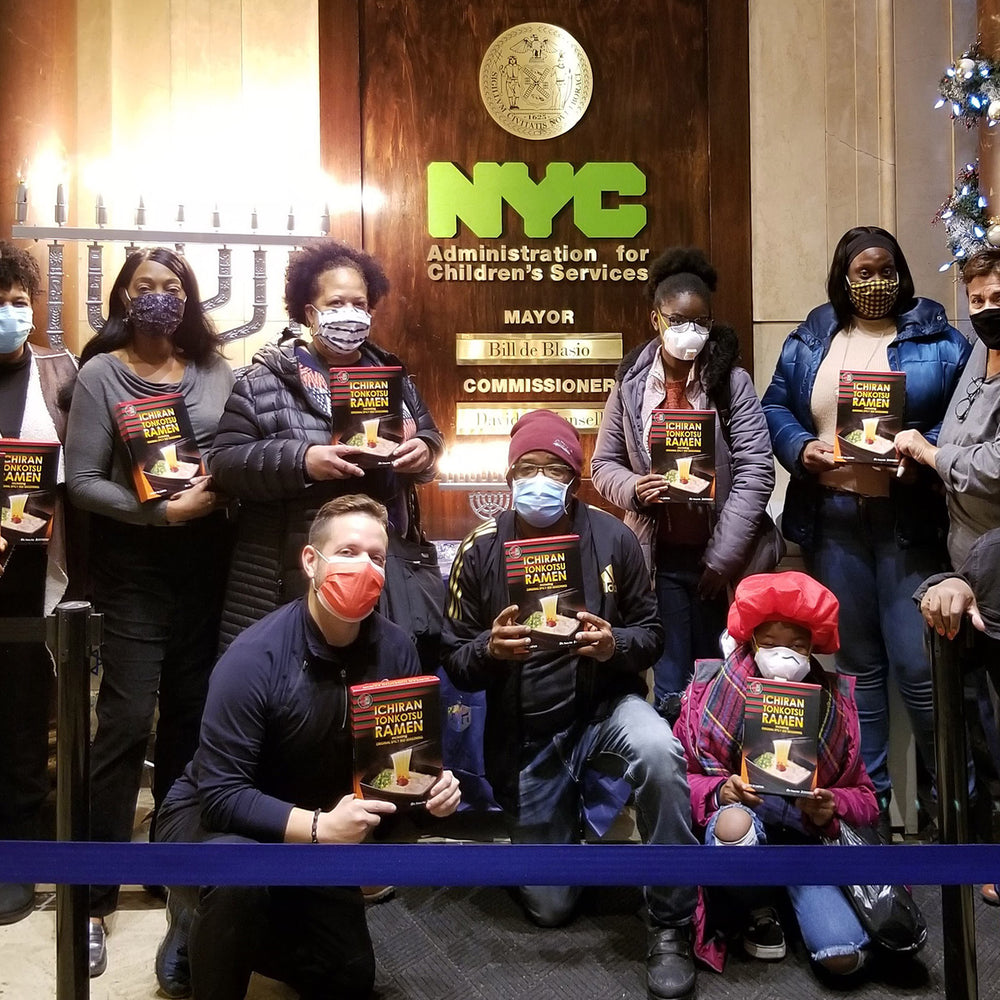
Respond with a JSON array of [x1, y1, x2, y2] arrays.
[[442, 410, 698, 1000], [155, 495, 460, 999]]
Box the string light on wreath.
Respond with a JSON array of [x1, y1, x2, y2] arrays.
[[933, 162, 990, 270], [936, 41, 1000, 126]]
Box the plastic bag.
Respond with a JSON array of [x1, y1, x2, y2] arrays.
[[823, 821, 928, 954]]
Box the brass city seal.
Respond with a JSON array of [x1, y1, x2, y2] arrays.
[[479, 22, 593, 140]]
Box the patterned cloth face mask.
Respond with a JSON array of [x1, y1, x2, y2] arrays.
[[128, 293, 186, 337], [314, 305, 372, 354], [846, 275, 899, 320]]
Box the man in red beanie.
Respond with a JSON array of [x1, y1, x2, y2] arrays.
[[443, 409, 699, 1000], [674, 571, 878, 979]]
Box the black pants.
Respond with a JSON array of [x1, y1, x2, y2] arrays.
[[0, 545, 52, 841], [88, 513, 230, 916], [157, 802, 375, 999]]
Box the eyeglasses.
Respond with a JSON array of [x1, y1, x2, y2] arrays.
[[659, 312, 713, 329], [509, 461, 576, 483], [956, 376, 986, 422]]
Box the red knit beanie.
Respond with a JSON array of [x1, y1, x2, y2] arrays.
[[727, 571, 840, 654], [508, 409, 583, 476]]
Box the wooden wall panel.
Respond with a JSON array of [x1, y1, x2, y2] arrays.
[[319, 0, 750, 538], [0, 0, 78, 344]]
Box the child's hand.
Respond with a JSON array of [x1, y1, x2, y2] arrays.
[[718, 774, 762, 808], [796, 787, 836, 828]]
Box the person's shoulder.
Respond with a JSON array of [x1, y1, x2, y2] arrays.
[[903, 298, 966, 343], [196, 352, 234, 377], [459, 517, 499, 552], [226, 600, 302, 657], [31, 344, 78, 380], [74, 351, 120, 391], [615, 338, 657, 383], [789, 303, 836, 343], [448, 517, 499, 581], [77, 351, 117, 378], [363, 339, 406, 370], [31, 343, 75, 364], [727, 365, 757, 393]]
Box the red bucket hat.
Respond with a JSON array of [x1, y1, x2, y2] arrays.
[[507, 409, 583, 477], [727, 571, 840, 654]]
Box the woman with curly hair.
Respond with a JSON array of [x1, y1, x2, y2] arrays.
[[209, 239, 442, 652], [591, 248, 776, 721], [762, 226, 970, 830]]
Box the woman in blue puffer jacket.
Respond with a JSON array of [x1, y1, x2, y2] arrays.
[[762, 226, 970, 829]]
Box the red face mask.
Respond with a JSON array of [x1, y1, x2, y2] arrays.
[[312, 551, 385, 622]]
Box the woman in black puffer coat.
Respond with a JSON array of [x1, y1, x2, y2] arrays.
[[209, 240, 442, 650]]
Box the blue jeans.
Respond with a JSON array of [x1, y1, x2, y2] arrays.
[[806, 492, 946, 797], [652, 560, 727, 703], [510, 694, 698, 928], [706, 805, 869, 963]]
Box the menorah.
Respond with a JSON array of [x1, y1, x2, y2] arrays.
[[11, 184, 327, 349]]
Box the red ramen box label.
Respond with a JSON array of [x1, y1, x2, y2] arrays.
[[329, 366, 404, 468], [113, 394, 205, 502], [834, 370, 905, 466], [648, 410, 716, 502], [504, 534, 587, 650], [0, 440, 60, 564], [741, 677, 821, 797], [350, 675, 442, 808]]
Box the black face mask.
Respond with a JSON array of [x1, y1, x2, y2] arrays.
[[971, 307, 1000, 349]]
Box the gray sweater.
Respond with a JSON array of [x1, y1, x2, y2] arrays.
[[66, 352, 234, 526], [935, 338, 1000, 568]]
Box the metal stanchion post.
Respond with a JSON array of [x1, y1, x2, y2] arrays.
[[50, 602, 101, 1000], [930, 625, 978, 1000]]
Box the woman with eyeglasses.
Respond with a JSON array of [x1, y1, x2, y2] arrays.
[[895, 248, 1000, 571], [592, 248, 776, 722], [762, 226, 970, 835]]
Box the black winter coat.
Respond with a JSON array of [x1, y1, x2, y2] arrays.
[[208, 334, 443, 650]]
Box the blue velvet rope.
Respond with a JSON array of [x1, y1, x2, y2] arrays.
[[2, 841, 999, 887]]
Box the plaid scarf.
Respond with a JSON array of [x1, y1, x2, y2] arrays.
[[689, 645, 851, 789]]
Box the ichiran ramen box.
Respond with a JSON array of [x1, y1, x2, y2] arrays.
[[834, 369, 905, 466], [113, 394, 205, 502], [0, 452, 9, 575], [350, 675, 442, 808], [329, 366, 404, 468], [504, 534, 587, 650], [741, 676, 821, 797], [648, 409, 716, 502], [0, 440, 60, 564]]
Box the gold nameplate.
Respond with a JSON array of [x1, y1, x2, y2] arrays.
[[455, 403, 604, 436], [456, 332, 622, 365], [479, 23, 594, 140]]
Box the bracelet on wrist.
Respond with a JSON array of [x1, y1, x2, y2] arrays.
[[311, 807, 322, 844]]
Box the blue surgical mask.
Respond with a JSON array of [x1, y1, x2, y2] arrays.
[[511, 473, 571, 527], [0, 304, 33, 353]]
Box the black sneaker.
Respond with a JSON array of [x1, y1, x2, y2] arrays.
[[743, 906, 786, 960]]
